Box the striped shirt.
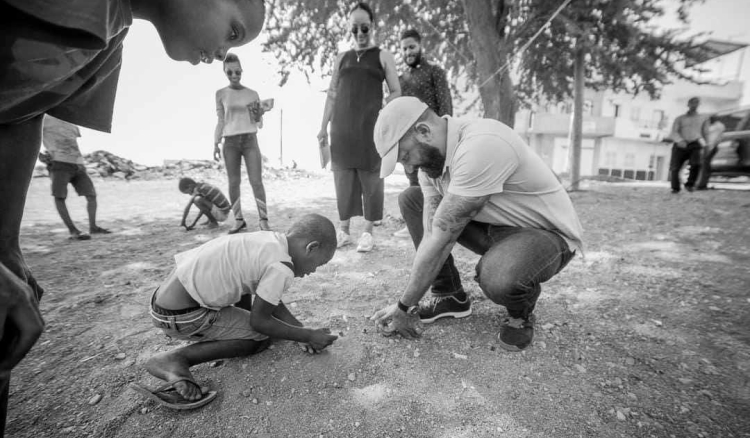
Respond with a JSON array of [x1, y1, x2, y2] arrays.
[[194, 182, 231, 213]]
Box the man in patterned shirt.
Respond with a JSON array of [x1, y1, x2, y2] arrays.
[[395, 29, 453, 238]]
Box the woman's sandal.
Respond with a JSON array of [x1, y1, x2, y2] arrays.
[[228, 219, 247, 234]]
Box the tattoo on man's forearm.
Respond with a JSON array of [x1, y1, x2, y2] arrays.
[[433, 195, 489, 235]]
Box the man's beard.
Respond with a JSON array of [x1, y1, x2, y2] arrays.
[[406, 50, 422, 68], [416, 143, 445, 178]]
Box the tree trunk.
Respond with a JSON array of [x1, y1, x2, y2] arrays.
[[461, 0, 515, 126], [569, 47, 585, 191]]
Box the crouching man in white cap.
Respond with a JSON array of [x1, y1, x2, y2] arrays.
[[370, 97, 583, 351]]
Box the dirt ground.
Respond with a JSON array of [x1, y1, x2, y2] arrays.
[[7, 172, 750, 438]]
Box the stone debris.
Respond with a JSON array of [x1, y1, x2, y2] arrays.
[[88, 394, 102, 405], [34, 150, 317, 181]]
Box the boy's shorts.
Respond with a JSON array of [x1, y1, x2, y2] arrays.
[[50, 162, 96, 198], [149, 289, 268, 342], [210, 205, 229, 222]]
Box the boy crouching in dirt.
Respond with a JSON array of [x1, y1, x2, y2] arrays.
[[131, 213, 339, 409], [178, 177, 233, 231]]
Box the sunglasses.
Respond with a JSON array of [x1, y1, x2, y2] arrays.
[[226, 70, 242, 76], [351, 24, 370, 35]]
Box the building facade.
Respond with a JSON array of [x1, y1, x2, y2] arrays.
[[515, 40, 746, 181]]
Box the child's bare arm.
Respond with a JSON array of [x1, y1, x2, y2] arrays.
[[181, 195, 201, 230], [251, 297, 337, 351], [271, 301, 303, 327]]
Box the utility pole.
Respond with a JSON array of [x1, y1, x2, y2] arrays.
[[569, 46, 585, 191], [279, 108, 283, 167]]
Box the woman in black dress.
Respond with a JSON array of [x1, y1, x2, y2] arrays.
[[317, 2, 401, 252]]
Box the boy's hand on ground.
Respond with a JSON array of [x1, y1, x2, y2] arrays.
[[297, 342, 319, 354], [307, 328, 338, 352]]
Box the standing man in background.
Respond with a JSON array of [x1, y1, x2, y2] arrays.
[[41, 115, 111, 240], [395, 29, 453, 238], [668, 97, 706, 193], [695, 114, 726, 190]]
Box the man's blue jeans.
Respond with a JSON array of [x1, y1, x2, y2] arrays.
[[399, 186, 575, 319]]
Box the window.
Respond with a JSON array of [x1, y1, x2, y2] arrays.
[[630, 106, 641, 121], [624, 153, 635, 168], [653, 109, 665, 129], [613, 104, 621, 118], [584, 100, 593, 115]]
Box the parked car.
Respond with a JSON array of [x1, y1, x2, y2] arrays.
[[709, 106, 750, 177]]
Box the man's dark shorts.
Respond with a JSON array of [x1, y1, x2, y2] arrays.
[[50, 161, 96, 199]]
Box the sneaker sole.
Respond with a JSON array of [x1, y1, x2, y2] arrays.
[[420, 308, 472, 324]]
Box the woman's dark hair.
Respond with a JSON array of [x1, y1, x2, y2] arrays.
[[223, 53, 241, 66], [349, 2, 374, 22]]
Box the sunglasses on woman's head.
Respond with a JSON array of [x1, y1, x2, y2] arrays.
[[226, 70, 242, 76], [351, 24, 370, 35]]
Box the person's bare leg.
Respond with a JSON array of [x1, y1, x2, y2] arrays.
[[86, 195, 110, 234], [144, 339, 268, 400], [54, 198, 83, 237]]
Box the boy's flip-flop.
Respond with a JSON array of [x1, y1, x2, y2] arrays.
[[129, 378, 217, 410]]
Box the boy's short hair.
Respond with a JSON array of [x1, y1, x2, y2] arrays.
[[400, 29, 421, 43], [350, 2, 374, 22], [288, 214, 337, 255], [178, 177, 196, 193]]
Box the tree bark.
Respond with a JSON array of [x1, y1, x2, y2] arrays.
[[569, 46, 585, 191], [461, 0, 515, 126]]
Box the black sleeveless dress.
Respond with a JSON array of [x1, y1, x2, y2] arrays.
[[330, 47, 385, 171]]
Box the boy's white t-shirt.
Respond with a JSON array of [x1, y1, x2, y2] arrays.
[[174, 232, 294, 310]]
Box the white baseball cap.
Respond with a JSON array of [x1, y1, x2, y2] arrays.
[[374, 97, 428, 178]]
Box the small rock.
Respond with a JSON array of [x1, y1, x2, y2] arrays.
[[88, 394, 102, 405], [625, 357, 635, 366], [452, 353, 468, 360], [574, 364, 586, 373], [616, 411, 627, 421], [252, 398, 258, 404], [114, 353, 126, 360], [266, 401, 272, 406], [613, 377, 622, 386], [355, 421, 361, 427], [348, 373, 356, 381], [708, 306, 721, 312], [628, 392, 638, 400], [140, 407, 148, 414], [413, 350, 420, 358], [209, 360, 224, 368], [541, 323, 554, 331], [677, 378, 693, 385], [536, 341, 547, 349], [241, 390, 253, 398], [652, 320, 663, 327]]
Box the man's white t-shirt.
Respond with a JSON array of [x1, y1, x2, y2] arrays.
[[174, 232, 294, 310], [420, 117, 584, 252]]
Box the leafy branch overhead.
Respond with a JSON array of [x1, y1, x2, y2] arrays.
[[263, 0, 706, 115]]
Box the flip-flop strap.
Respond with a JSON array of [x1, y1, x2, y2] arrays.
[[152, 377, 198, 394]]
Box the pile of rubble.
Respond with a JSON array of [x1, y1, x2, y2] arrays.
[[34, 150, 315, 181]]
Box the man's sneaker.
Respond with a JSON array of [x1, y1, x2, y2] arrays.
[[418, 294, 472, 323], [393, 226, 411, 238], [337, 230, 352, 248], [497, 314, 536, 352], [356, 232, 374, 252]]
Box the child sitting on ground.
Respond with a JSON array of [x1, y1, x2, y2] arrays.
[[131, 213, 339, 410], [178, 177, 232, 231]]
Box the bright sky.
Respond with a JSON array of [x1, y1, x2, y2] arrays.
[[77, 0, 750, 168]]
